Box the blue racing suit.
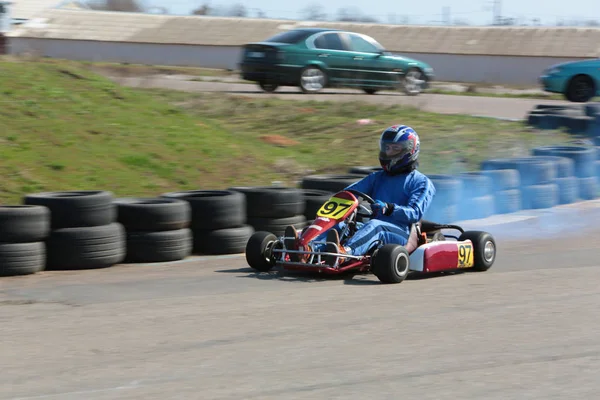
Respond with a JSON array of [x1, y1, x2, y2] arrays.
[[313, 169, 436, 256]]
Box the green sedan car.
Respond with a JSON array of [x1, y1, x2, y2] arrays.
[[239, 28, 435, 95]]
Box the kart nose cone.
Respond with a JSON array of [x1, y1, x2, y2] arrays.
[[484, 241, 495, 262]]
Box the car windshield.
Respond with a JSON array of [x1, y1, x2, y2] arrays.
[[265, 30, 314, 44]]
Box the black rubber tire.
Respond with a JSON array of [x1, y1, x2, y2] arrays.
[[0, 205, 50, 243], [23, 191, 115, 230], [301, 174, 364, 192], [302, 189, 333, 220], [124, 229, 193, 263], [114, 197, 191, 232], [0, 242, 46, 276], [46, 223, 126, 270], [246, 215, 307, 237], [245, 231, 279, 272], [228, 186, 305, 218], [458, 230, 496, 272], [565, 75, 595, 103], [348, 166, 383, 175], [193, 225, 255, 255], [160, 190, 245, 231], [371, 244, 410, 284], [259, 82, 278, 92]]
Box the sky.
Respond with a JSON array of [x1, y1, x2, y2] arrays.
[[142, 0, 600, 26]]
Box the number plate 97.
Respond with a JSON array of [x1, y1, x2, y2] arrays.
[[457, 242, 474, 268], [316, 197, 355, 219]]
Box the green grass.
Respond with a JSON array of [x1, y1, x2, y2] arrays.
[[0, 58, 575, 204]]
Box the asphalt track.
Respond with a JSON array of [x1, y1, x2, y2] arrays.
[[113, 77, 572, 120], [2, 200, 600, 399]]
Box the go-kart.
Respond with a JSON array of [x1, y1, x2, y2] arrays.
[[245, 189, 497, 284]]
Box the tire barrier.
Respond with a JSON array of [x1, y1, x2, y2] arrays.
[[114, 198, 193, 263], [229, 186, 307, 237], [0, 206, 50, 276], [422, 175, 462, 224], [531, 145, 596, 179], [160, 190, 253, 255], [23, 191, 126, 270], [526, 105, 595, 134], [578, 177, 599, 201], [456, 172, 495, 220], [347, 166, 383, 175], [301, 189, 334, 223], [301, 174, 364, 192]]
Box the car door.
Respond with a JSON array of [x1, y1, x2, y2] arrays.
[[309, 32, 352, 85], [341, 32, 391, 87]]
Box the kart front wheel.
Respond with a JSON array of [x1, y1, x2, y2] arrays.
[[458, 230, 496, 271], [371, 244, 410, 284], [246, 231, 279, 272]]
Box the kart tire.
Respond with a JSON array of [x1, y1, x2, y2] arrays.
[[300, 174, 364, 193], [124, 229, 193, 263], [246, 215, 307, 237], [532, 145, 596, 178], [0, 242, 46, 277], [245, 231, 279, 272], [522, 184, 559, 209], [302, 189, 333, 220], [481, 169, 520, 191], [458, 230, 496, 271], [23, 190, 115, 230], [45, 223, 126, 270], [160, 190, 245, 231], [371, 244, 410, 284], [114, 198, 191, 232], [0, 205, 50, 243], [578, 177, 598, 200], [555, 177, 579, 204], [193, 225, 255, 255], [228, 186, 305, 218]]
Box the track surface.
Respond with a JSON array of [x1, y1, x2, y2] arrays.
[[114, 77, 572, 120], [2, 202, 600, 399]]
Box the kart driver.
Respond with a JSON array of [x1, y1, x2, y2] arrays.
[[285, 124, 436, 266]]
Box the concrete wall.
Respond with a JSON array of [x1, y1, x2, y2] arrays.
[[7, 37, 585, 85]]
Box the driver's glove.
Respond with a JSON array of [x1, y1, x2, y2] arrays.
[[371, 200, 394, 217]]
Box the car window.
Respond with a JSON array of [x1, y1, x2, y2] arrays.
[[265, 30, 313, 44], [347, 34, 381, 53], [314, 33, 345, 51]]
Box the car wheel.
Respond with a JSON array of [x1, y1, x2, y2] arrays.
[[458, 231, 496, 272], [371, 244, 410, 284], [565, 75, 595, 103], [259, 82, 279, 93], [362, 88, 378, 95], [402, 68, 426, 96], [299, 66, 327, 93]]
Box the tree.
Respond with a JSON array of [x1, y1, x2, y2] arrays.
[[85, 0, 146, 12], [336, 7, 378, 23], [191, 3, 211, 15], [300, 3, 327, 21]]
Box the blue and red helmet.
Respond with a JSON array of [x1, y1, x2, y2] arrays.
[[378, 124, 420, 174]]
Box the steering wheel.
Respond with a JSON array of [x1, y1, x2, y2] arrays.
[[346, 189, 375, 218]]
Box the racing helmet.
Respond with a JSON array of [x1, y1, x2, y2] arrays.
[[378, 124, 420, 174]]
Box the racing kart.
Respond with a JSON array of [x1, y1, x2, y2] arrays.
[[245, 189, 497, 284]]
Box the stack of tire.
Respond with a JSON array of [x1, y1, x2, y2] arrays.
[[23, 191, 126, 270], [300, 173, 364, 193], [526, 105, 594, 135], [456, 172, 495, 220], [301, 189, 334, 224], [531, 145, 598, 201], [422, 175, 462, 224], [229, 186, 306, 237], [480, 168, 522, 214], [481, 157, 566, 210], [0, 205, 50, 277], [160, 190, 253, 255], [113, 198, 193, 263]]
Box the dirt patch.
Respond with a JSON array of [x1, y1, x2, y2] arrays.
[[260, 134, 299, 147]]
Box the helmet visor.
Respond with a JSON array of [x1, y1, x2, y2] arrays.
[[379, 140, 413, 161]]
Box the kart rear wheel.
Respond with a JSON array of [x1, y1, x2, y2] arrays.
[[246, 231, 279, 272], [458, 231, 496, 271], [371, 244, 410, 284]]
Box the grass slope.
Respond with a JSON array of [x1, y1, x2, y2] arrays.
[[0, 58, 573, 204]]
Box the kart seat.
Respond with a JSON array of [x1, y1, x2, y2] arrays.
[[405, 223, 421, 254]]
